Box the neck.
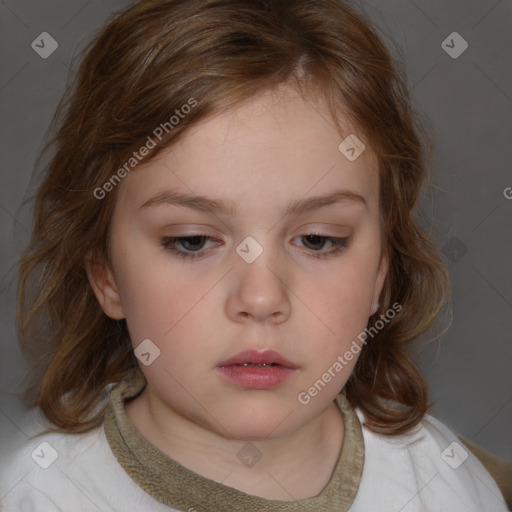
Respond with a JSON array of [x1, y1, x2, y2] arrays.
[[125, 386, 345, 501]]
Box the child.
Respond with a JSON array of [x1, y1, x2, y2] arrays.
[[1, 0, 509, 510]]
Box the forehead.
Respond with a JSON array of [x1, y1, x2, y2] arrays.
[[116, 86, 380, 216]]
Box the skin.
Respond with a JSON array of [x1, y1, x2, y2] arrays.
[[86, 84, 388, 500]]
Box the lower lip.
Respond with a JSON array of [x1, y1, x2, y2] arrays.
[[217, 365, 295, 389]]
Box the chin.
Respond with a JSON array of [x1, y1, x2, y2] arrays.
[[222, 423, 288, 442], [209, 404, 303, 442]]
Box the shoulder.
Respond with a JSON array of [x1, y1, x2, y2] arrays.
[[0, 409, 173, 512], [350, 408, 509, 512]]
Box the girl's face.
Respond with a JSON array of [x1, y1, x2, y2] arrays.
[[88, 85, 388, 440]]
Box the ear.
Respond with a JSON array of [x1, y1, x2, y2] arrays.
[[370, 249, 389, 315], [84, 250, 125, 320]]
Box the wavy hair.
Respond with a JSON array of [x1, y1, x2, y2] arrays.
[[18, 0, 450, 434]]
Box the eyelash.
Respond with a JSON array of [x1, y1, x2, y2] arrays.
[[160, 234, 350, 261]]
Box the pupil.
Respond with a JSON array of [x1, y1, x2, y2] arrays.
[[183, 236, 205, 250], [305, 235, 324, 250]]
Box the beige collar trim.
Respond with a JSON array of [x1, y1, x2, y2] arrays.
[[104, 369, 364, 511]]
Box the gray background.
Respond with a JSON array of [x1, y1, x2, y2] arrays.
[[1, 0, 511, 462]]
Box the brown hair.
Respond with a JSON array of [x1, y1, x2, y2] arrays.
[[18, 0, 450, 435]]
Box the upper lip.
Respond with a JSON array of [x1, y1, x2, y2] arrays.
[[217, 350, 297, 369]]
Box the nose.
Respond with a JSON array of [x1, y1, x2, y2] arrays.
[[225, 240, 292, 325]]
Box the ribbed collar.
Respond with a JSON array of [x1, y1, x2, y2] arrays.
[[103, 369, 364, 511]]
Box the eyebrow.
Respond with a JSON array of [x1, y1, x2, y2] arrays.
[[139, 188, 368, 216]]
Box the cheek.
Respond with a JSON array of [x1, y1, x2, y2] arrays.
[[311, 257, 377, 321], [120, 275, 209, 346], [110, 236, 198, 342], [296, 254, 380, 364]]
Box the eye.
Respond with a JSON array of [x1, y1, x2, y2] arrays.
[[161, 235, 220, 261], [293, 234, 349, 259]]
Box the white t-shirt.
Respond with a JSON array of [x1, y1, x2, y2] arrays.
[[0, 403, 508, 511]]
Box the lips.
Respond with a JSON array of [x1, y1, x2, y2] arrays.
[[216, 349, 297, 389], [217, 349, 297, 369]]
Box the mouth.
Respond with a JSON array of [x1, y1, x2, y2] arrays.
[[217, 349, 297, 369], [216, 350, 297, 389], [237, 363, 279, 367]]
